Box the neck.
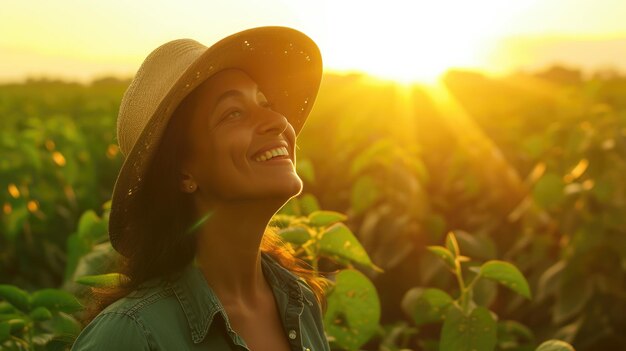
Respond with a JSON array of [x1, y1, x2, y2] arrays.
[[192, 198, 283, 304]]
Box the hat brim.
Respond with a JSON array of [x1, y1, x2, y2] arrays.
[[109, 26, 323, 256]]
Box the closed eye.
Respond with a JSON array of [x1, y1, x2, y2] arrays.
[[221, 109, 242, 122], [260, 101, 274, 109], [229, 110, 242, 118]]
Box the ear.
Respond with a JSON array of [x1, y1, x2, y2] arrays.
[[179, 169, 197, 193]]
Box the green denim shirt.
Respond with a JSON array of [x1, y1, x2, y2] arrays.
[[71, 253, 330, 351]]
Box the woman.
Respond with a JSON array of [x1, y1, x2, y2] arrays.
[[71, 26, 329, 351]]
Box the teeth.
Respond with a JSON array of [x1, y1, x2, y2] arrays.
[[255, 146, 288, 162]]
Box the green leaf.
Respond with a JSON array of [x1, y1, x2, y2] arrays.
[[533, 173, 564, 209], [299, 193, 320, 215], [323, 270, 380, 351], [32, 332, 55, 346], [0, 301, 16, 313], [31, 289, 82, 313], [75, 273, 126, 288], [535, 339, 576, 351], [536, 260, 566, 302], [446, 232, 460, 257], [402, 287, 453, 326], [349, 139, 394, 176], [351, 175, 379, 215], [270, 214, 293, 228], [308, 211, 347, 227], [0, 321, 10, 343], [278, 197, 300, 216], [522, 135, 546, 158], [42, 312, 82, 337], [554, 272, 592, 324], [29, 306, 53, 321], [440, 305, 497, 351], [77, 209, 107, 242], [277, 226, 311, 246], [591, 180, 612, 202], [64, 232, 91, 281], [2, 204, 28, 242], [69, 243, 119, 289], [296, 158, 315, 183], [424, 214, 446, 242], [0, 285, 30, 312], [498, 320, 534, 342], [319, 223, 380, 271], [480, 261, 531, 299], [472, 277, 497, 307], [426, 246, 455, 269], [7, 318, 27, 333]]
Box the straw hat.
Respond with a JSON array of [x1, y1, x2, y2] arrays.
[[109, 26, 323, 256]]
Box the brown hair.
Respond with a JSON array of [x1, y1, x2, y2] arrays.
[[82, 93, 326, 324]]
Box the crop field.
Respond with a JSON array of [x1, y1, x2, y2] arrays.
[[1, 68, 625, 350]]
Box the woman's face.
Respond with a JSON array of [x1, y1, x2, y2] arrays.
[[180, 68, 303, 204]]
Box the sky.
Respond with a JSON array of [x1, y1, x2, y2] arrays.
[[1, 0, 626, 83]]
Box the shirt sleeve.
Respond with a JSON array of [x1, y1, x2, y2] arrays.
[[71, 312, 151, 351]]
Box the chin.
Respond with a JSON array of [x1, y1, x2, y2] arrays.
[[280, 177, 304, 198]]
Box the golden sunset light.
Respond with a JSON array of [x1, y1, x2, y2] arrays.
[[3, 1, 626, 350], [1, 0, 626, 83]]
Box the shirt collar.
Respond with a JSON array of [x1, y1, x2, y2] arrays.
[[169, 252, 305, 344]]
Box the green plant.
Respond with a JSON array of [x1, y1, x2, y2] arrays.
[[443, 71, 626, 349], [271, 208, 382, 351], [0, 80, 125, 289], [0, 285, 82, 350], [400, 231, 575, 351], [0, 203, 115, 351]]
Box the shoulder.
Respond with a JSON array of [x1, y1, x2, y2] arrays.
[[103, 278, 175, 316], [71, 280, 176, 350], [71, 311, 152, 350]]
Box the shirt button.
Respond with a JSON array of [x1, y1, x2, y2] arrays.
[[288, 330, 297, 340]]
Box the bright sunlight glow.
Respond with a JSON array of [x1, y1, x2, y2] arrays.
[[312, 0, 543, 83], [2, 0, 626, 83]]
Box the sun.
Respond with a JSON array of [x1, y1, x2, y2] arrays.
[[312, 0, 542, 83]]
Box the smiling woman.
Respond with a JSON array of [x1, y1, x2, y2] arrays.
[[70, 27, 330, 351]]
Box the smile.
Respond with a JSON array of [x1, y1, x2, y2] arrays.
[[254, 146, 289, 162]]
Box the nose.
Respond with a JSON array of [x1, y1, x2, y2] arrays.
[[256, 107, 289, 135]]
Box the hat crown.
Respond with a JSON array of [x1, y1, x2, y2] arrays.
[[117, 39, 207, 157]]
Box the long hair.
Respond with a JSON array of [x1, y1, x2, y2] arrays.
[[82, 92, 326, 324]]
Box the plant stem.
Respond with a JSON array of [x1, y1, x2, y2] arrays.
[[454, 260, 469, 313], [465, 273, 481, 292], [28, 322, 34, 351]]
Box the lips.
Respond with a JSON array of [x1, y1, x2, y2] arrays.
[[251, 141, 291, 162]]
